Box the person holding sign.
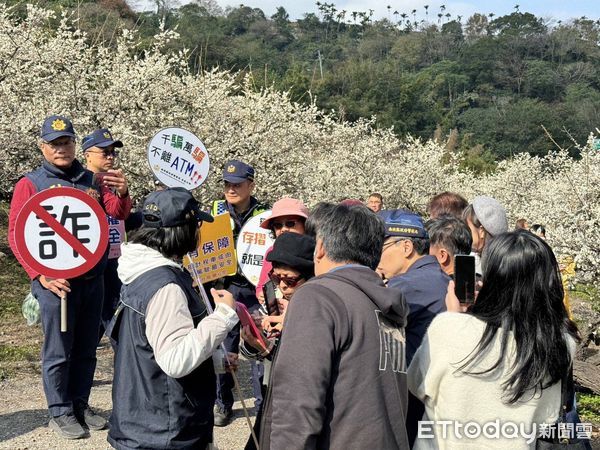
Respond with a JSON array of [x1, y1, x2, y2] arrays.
[[210, 160, 270, 426], [107, 188, 239, 450], [7, 116, 131, 439], [82, 128, 128, 339]]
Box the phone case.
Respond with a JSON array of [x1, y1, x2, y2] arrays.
[[92, 172, 110, 186], [236, 302, 268, 348], [454, 254, 476, 304], [263, 280, 280, 316]]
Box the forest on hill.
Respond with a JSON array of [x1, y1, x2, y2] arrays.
[[4, 0, 600, 167]]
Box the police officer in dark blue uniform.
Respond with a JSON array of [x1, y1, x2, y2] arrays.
[[376, 210, 450, 446], [210, 160, 269, 426], [8, 116, 132, 439], [82, 128, 126, 340]]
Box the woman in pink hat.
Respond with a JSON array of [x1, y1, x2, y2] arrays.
[[255, 198, 309, 300]]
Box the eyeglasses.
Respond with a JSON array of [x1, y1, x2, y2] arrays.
[[43, 138, 75, 149], [269, 271, 304, 288], [87, 149, 119, 158], [272, 220, 299, 230], [381, 239, 403, 253]]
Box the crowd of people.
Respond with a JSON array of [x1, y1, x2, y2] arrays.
[[7, 115, 591, 449]]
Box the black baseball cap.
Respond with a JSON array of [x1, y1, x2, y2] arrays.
[[378, 210, 428, 239], [142, 187, 214, 228], [222, 160, 255, 183], [40, 115, 76, 142], [82, 128, 123, 151]]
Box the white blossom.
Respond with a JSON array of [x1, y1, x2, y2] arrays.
[[0, 6, 598, 282]]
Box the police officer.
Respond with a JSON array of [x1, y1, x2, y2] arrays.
[[82, 128, 126, 340], [211, 159, 269, 426], [376, 210, 450, 446], [8, 116, 131, 439]]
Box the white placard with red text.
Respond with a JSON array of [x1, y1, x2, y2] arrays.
[[147, 127, 210, 190], [236, 211, 274, 286]]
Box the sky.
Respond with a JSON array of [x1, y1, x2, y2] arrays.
[[135, 0, 599, 23]]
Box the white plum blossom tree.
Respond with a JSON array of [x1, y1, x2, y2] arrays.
[[0, 5, 599, 282]]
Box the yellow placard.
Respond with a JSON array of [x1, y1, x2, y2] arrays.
[[184, 212, 237, 283]]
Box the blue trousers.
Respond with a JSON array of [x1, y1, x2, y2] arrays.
[[216, 282, 263, 411], [33, 276, 103, 417]]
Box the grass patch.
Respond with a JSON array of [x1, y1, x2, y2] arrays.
[[0, 343, 39, 363], [0, 343, 40, 381], [0, 200, 30, 320], [0, 256, 30, 319], [571, 284, 600, 313], [578, 393, 600, 424]]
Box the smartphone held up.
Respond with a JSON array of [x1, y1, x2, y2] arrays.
[[454, 254, 476, 304], [262, 280, 280, 316], [92, 171, 110, 186]]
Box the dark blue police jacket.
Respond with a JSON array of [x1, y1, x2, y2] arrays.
[[387, 255, 450, 366]]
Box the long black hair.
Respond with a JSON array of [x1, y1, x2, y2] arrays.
[[459, 230, 579, 403]]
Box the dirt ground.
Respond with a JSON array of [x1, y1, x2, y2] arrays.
[[0, 337, 257, 450]]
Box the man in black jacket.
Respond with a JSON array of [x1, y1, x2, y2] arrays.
[[260, 203, 410, 450]]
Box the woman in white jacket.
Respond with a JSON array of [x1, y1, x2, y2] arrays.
[[408, 230, 579, 449]]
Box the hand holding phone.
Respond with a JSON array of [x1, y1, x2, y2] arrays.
[[262, 281, 280, 316], [211, 288, 236, 310], [92, 172, 110, 186], [92, 170, 129, 197], [237, 302, 267, 348]]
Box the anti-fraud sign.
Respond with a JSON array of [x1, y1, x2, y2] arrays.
[[236, 211, 275, 286], [147, 127, 210, 190], [184, 213, 237, 284], [14, 187, 109, 279]]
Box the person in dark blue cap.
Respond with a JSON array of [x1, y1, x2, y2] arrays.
[[108, 187, 240, 450], [210, 159, 270, 426], [83, 128, 129, 341], [7, 115, 132, 439], [377, 209, 450, 447]]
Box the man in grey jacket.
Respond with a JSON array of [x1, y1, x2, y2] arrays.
[[260, 203, 410, 450]]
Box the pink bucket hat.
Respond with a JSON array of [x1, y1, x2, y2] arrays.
[[260, 198, 310, 230]]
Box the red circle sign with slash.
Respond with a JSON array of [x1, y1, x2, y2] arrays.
[[14, 187, 109, 279]]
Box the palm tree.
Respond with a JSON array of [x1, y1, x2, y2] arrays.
[[514, 4, 520, 12], [424, 4, 429, 19]]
